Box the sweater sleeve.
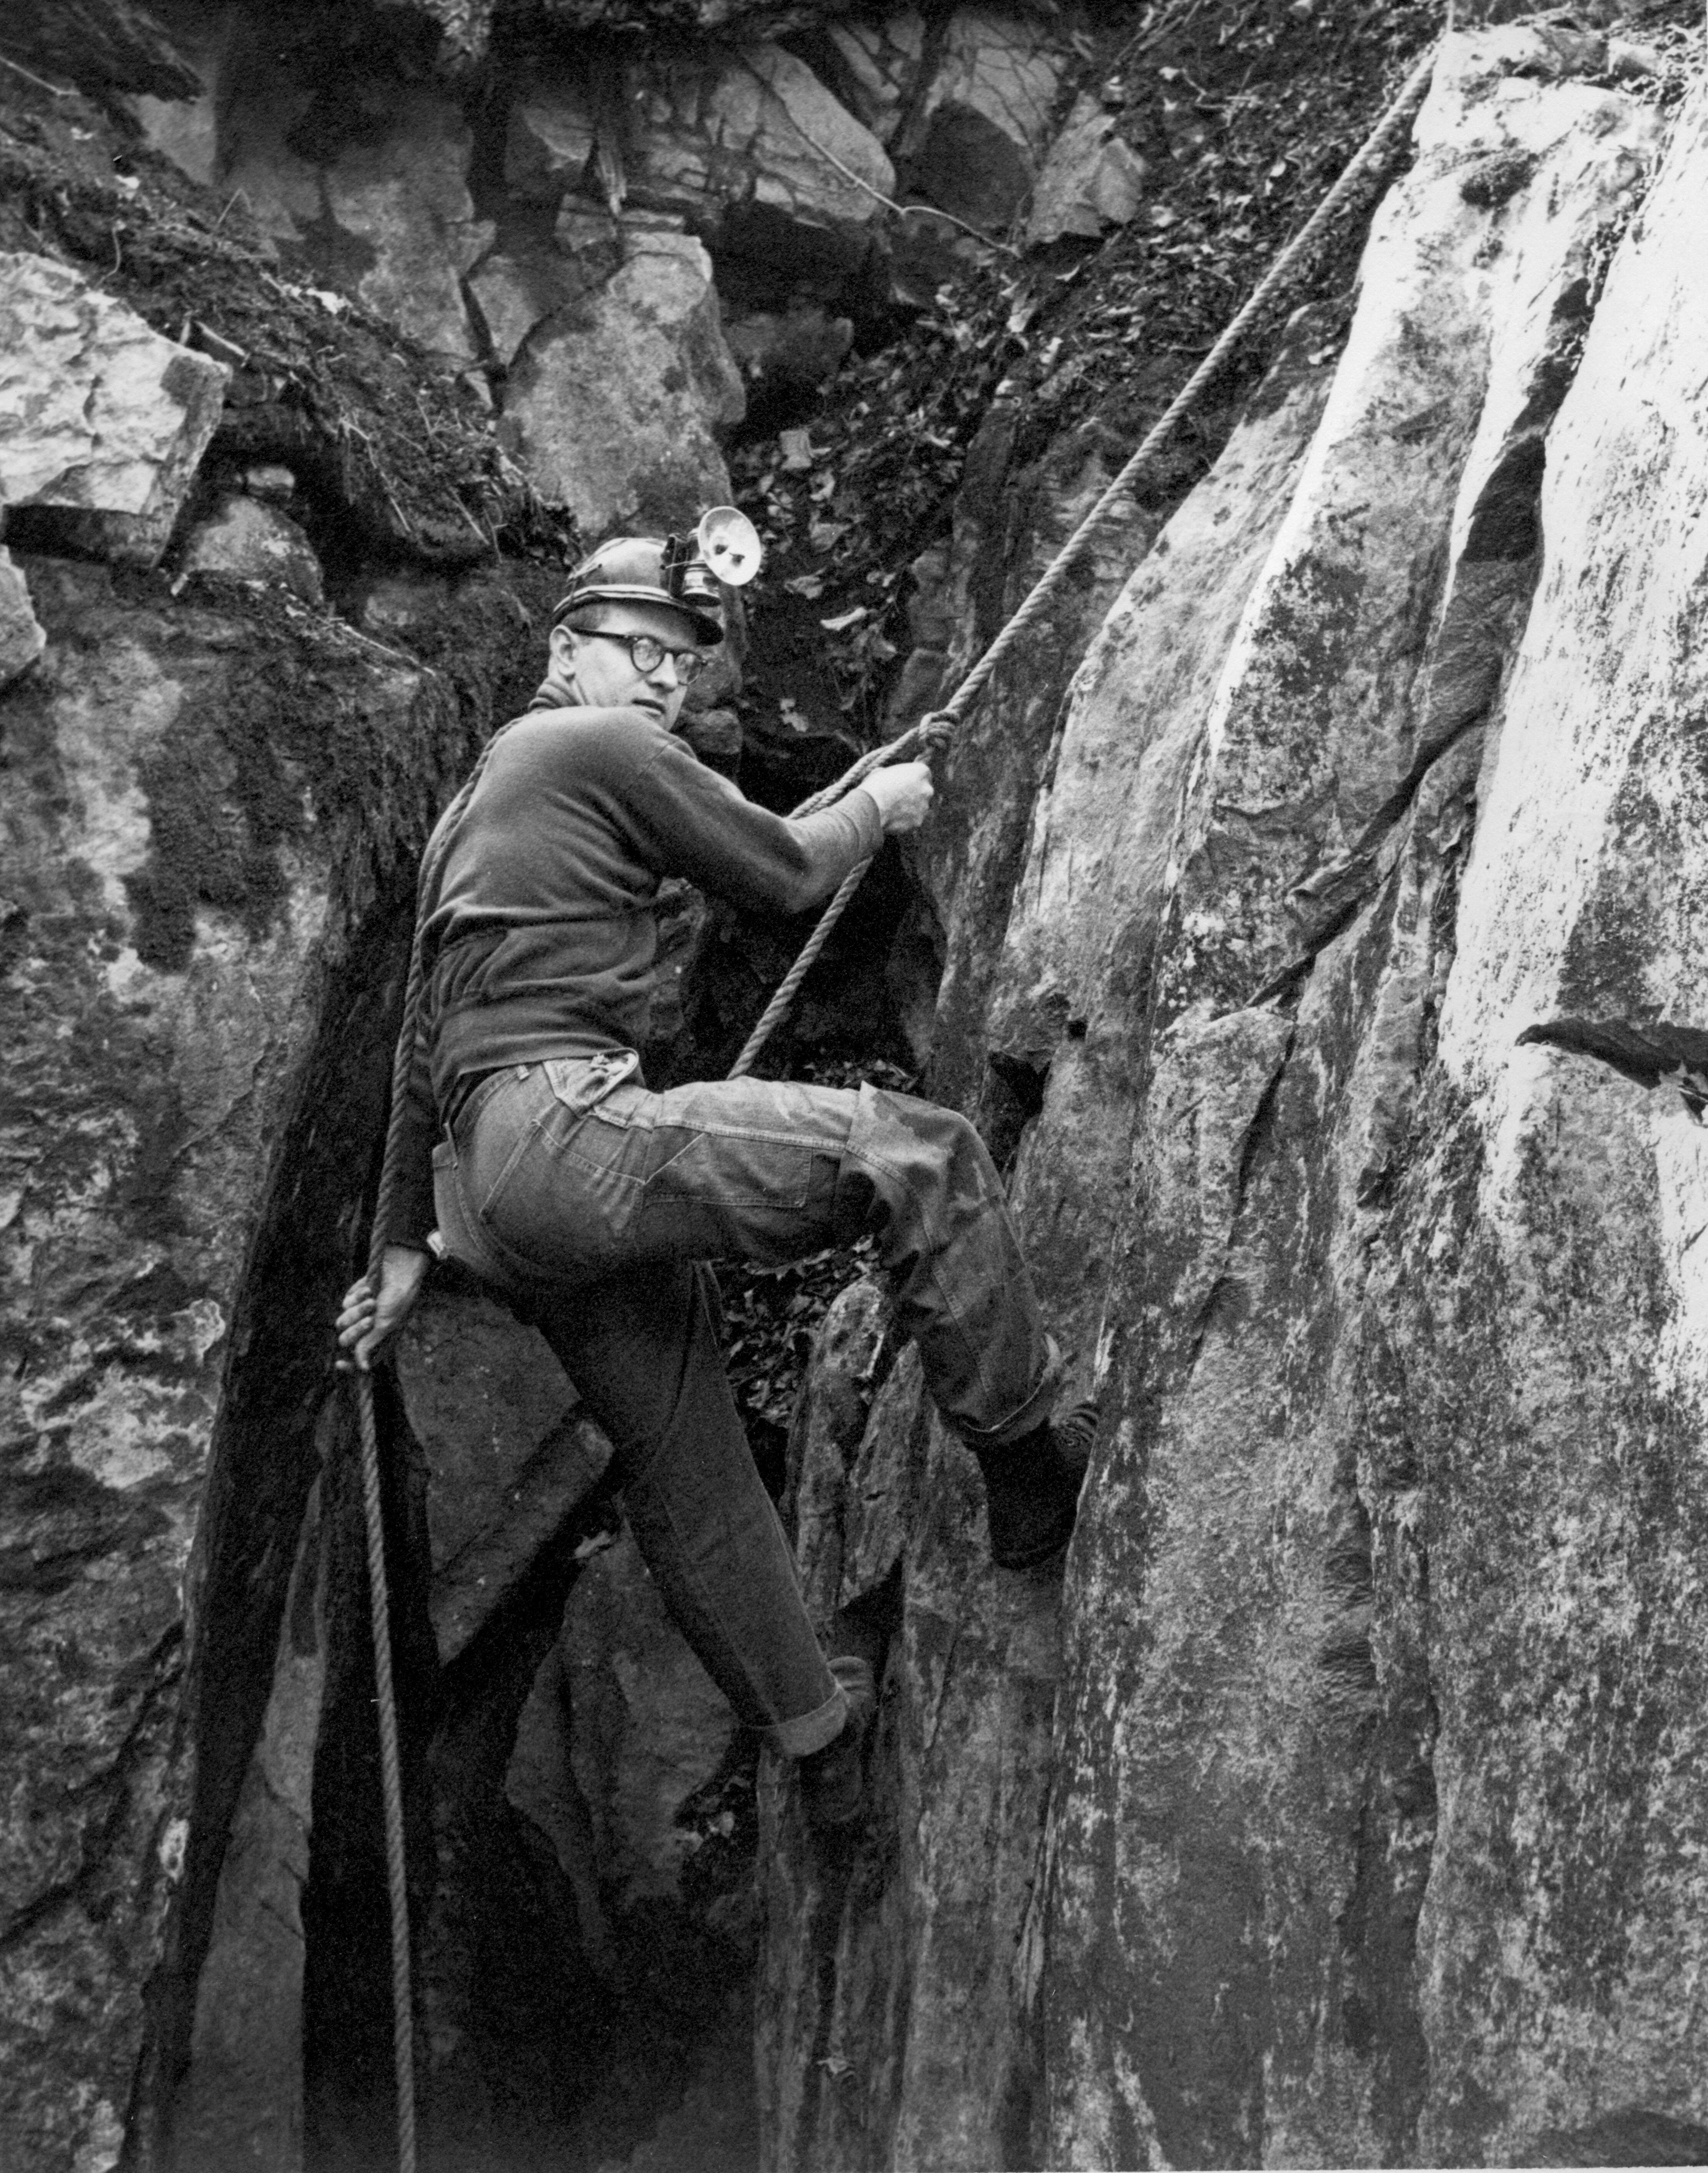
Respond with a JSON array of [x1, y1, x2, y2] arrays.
[[622, 729, 885, 912]]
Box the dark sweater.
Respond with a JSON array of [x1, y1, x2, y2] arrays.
[[390, 696, 883, 1243]]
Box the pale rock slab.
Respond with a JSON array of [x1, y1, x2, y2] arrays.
[[927, 7, 1066, 164], [128, 89, 219, 189], [920, 402, 1160, 1106], [500, 228, 744, 532], [0, 544, 46, 687], [991, 34, 1666, 2172], [759, 1333, 1065, 2173], [823, 14, 926, 144], [179, 495, 325, 605], [394, 1281, 612, 1665], [906, 7, 1068, 230], [1415, 67, 1708, 2165], [0, 253, 227, 568], [1025, 92, 1149, 244], [640, 45, 894, 226]]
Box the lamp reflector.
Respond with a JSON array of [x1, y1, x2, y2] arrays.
[[696, 506, 762, 586]]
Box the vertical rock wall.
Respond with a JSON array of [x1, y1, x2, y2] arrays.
[[765, 23, 1708, 2171]]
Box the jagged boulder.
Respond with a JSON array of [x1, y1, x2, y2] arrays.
[[500, 224, 745, 531], [1024, 91, 1149, 244], [0, 252, 227, 567], [179, 494, 325, 603], [1000, 32, 1671, 2170]]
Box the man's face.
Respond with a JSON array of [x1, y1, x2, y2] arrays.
[[549, 600, 709, 728]]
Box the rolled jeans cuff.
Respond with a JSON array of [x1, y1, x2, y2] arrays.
[[951, 1333, 1064, 1452], [768, 1680, 848, 1760]]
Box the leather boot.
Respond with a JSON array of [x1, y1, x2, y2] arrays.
[[974, 1400, 1097, 1569]]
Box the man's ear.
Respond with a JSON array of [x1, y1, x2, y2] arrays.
[[547, 621, 578, 672]]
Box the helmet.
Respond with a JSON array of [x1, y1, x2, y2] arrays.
[[552, 508, 762, 647]]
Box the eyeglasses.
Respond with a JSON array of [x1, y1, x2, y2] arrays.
[[582, 630, 710, 683]]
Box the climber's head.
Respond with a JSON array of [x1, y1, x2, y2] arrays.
[[548, 530, 724, 725], [547, 511, 761, 723], [548, 596, 710, 726]]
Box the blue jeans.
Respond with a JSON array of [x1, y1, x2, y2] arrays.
[[431, 1055, 1058, 1753]]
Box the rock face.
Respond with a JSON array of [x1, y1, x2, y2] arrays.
[[1024, 92, 1149, 244], [762, 26, 1708, 2172], [0, 544, 46, 685], [179, 494, 325, 603], [501, 226, 747, 534], [0, 555, 467, 2173], [13, 6, 1708, 2170], [220, 77, 491, 365], [395, 1279, 611, 1664], [0, 254, 227, 566]]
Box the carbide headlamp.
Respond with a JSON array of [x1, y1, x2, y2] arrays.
[[553, 506, 763, 644]]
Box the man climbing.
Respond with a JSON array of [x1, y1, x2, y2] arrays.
[[336, 521, 1094, 1828]]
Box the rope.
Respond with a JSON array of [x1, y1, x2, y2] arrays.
[[727, 856, 875, 1080], [350, 896, 436, 2173], [730, 38, 1440, 1074], [346, 739, 498, 2173], [339, 38, 1441, 2150]]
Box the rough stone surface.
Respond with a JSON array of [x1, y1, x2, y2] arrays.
[[0, 0, 203, 100], [127, 91, 219, 189], [394, 1279, 613, 1664], [320, 91, 493, 362], [914, 399, 1160, 1109], [512, 45, 895, 230], [924, 7, 1066, 166], [0, 253, 227, 567], [170, 1482, 327, 2173], [899, 10, 1066, 231], [999, 45, 1665, 2172], [557, 1526, 737, 1909], [0, 543, 46, 686], [759, 32, 1688, 2173], [1024, 92, 1149, 244], [220, 79, 489, 362], [178, 495, 325, 605], [1413, 64, 1708, 2165], [0, 556, 463, 2173], [500, 227, 745, 532]]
